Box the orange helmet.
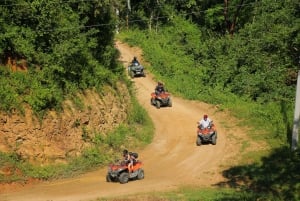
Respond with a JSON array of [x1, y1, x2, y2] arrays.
[[203, 114, 208, 118]]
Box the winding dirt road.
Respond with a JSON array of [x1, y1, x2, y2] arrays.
[[1, 41, 245, 201]]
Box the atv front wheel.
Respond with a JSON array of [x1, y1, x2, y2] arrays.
[[155, 100, 161, 109], [196, 137, 202, 146], [106, 174, 112, 182], [119, 172, 129, 184], [151, 98, 155, 105], [168, 98, 172, 107], [130, 71, 135, 78], [137, 169, 145, 180], [211, 133, 217, 145]]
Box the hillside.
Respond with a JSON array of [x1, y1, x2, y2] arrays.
[[0, 85, 130, 165], [0, 41, 262, 201]]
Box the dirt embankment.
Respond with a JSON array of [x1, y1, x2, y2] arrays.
[[0, 85, 130, 169]]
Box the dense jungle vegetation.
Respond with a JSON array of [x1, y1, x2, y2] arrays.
[[0, 0, 299, 200], [0, 0, 123, 115]]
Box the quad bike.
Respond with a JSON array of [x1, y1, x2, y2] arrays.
[[106, 160, 144, 184], [196, 122, 217, 146], [128, 61, 145, 78], [150, 92, 172, 109]]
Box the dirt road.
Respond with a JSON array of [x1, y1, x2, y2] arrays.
[[1, 41, 244, 201]]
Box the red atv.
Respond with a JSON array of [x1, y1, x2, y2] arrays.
[[196, 122, 217, 146], [106, 160, 144, 184], [150, 92, 172, 109]]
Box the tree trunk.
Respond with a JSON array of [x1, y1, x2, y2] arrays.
[[224, 0, 244, 36]]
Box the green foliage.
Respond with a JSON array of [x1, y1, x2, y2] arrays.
[[25, 85, 63, 114], [21, 163, 61, 180], [122, 0, 299, 103], [103, 124, 127, 148], [0, 0, 120, 114], [0, 80, 20, 112], [128, 96, 154, 144], [0, 152, 25, 182], [72, 96, 85, 111], [80, 147, 109, 167], [204, 4, 224, 31], [0, 68, 32, 112], [127, 97, 148, 125]]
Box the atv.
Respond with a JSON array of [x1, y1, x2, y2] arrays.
[[150, 92, 172, 109], [196, 122, 217, 146], [106, 160, 144, 184], [128, 61, 145, 78]]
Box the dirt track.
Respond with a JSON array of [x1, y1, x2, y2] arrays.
[[1, 41, 245, 201]]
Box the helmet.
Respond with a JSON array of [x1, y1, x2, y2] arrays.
[[133, 56, 137, 60], [158, 81, 163, 85], [203, 114, 208, 118], [123, 149, 128, 155]]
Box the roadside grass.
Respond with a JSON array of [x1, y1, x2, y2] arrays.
[[96, 186, 279, 201], [96, 187, 234, 201]]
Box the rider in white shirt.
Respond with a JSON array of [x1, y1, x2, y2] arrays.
[[198, 114, 212, 129]]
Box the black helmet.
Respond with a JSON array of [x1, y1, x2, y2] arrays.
[[133, 56, 137, 60], [123, 149, 128, 155]]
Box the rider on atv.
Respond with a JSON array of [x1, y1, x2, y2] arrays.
[[122, 149, 138, 173], [106, 150, 143, 184], [131, 56, 140, 65], [155, 81, 165, 95], [198, 114, 212, 129]]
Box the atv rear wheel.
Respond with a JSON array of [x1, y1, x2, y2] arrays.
[[137, 169, 145, 180], [119, 172, 129, 184]]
